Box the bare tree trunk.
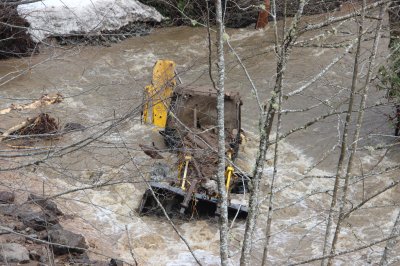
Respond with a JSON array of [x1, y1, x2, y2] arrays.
[[327, 3, 386, 265], [321, 2, 367, 264], [240, 2, 306, 265], [395, 104, 400, 136], [215, 0, 229, 264], [261, 1, 283, 264], [380, 209, 400, 265], [261, 63, 283, 266]]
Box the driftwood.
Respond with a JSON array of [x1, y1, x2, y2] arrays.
[[139, 143, 164, 159], [0, 93, 63, 115], [1, 113, 59, 141]]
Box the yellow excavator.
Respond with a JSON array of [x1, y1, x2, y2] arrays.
[[139, 59, 248, 219]]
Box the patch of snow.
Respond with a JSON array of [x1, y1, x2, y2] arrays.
[[17, 0, 163, 42]]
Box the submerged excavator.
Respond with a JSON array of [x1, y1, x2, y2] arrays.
[[138, 60, 248, 219]]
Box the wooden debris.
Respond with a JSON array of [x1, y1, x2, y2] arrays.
[[139, 143, 164, 159], [0, 93, 63, 115], [1, 113, 59, 141]]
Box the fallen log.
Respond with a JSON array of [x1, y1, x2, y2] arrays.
[[0, 93, 63, 115]]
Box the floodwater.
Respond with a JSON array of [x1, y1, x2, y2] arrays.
[[1, 12, 400, 266]]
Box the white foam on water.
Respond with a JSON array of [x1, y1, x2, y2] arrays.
[[166, 250, 220, 266], [229, 28, 266, 42], [27, 125, 399, 265]]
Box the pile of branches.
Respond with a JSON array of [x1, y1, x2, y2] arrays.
[[2, 113, 59, 140], [0, 3, 37, 59]]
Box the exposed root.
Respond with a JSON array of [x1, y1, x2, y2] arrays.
[[0, 5, 37, 59], [1, 113, 59, 141]]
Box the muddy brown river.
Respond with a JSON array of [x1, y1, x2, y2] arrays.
[[1, 17, 400, 265]]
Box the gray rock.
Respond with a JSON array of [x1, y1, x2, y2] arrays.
[[202, 179, 218, 195], [109, 258, 124, 266], [0, 204, 30, 217], [0, 243, 30, 263], [29, 250, 40, 261], [18, 211, 58, 231], [46, 228, 88, 255], [27, 194, 63, 215], [150, 162, 172, 181], [63, 122, 85, 132], [68, 252, 91, 264], [0, 191, 15, 203]]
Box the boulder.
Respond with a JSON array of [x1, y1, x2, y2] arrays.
[[0, 243, 30, 263], [18, 211, 58, 231], [46, 227, 88, 255], [0, 191, 15, 204], [27, 194, 63, 216]]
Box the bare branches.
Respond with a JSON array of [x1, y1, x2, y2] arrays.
[[1, 0, 398, 265], [322, 2, 366, 262], [299, 0, 391, 35], [285, 41, 355, 98], [240, 1, 307, 265], [290, 233, 400, 266]]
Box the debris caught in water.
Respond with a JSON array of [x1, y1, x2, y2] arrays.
[[139, 60, 248, 219], [139, 143, 164, 159], [1, 113, 59, 141], [0, 93, 63, 115]]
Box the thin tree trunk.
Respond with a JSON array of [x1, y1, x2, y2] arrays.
[[321, 2, 367, 264], [215, 0, 229, 264], [261, 1, 283, 264], [240, 2, 306, 265], [380, 209, 400, 265], [327, 3, 386, 265], [261, 64, 283, 266], [395, 104, 400, 136]]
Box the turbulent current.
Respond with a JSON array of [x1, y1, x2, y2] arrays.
[[1, 19, 400, 265]]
